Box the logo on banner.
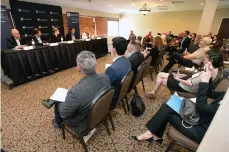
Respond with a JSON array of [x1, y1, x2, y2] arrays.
[[24, 34, 32, 37], [18, 8, 30, 13], [35, 10, 46, 14], [22, 26, 33, 29], [37, 18, 48, 21], [50, 11, 58, 15], [38, 26, 48, 29], [51, 18, 59, 22], [20, 17, 32, 21], [41, 33, 49, 36]]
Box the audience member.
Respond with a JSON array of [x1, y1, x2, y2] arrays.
[[42, 51, 111, 134], [7, 29, 26, 49], [128, 30, 136, 41], [179, 30, 191, 53], [131, 69, 225, 144], [208, 32, 213, 39], [127, 40, 145, 91], [166, 31, 173, 43], [50, 27, 61, 43], [105, 37, 131, 110], [210, 35, 223, 49], [143, 32, 154, 48], [65, 28, 77, 41], [143, 36, 164, 66], [163, 37, 212, 72], [185, 35, 202, 54], [145, 49, 222, 99]]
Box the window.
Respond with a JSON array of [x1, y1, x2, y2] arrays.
[[107, 20, 119, 36]]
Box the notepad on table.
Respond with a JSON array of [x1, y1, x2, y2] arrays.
[[50, 88, 68, 102], [105, 64, 111, 70]]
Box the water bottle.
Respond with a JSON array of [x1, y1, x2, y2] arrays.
[[61, 36, 63, 42], [32, 39, 35, 48]]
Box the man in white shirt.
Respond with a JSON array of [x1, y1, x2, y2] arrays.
[[7, 29, 26, 49]]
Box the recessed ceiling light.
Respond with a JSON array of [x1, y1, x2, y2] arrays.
[[171, 5, 174, 7], [132, 2, 135, 5], [160, 0, 163, 1], [109, 5, 112, 6], [201, 3, 204, 5]]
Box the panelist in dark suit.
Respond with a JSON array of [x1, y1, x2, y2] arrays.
[[50, 27, 61, 43], [105, 37, 132, 109], [131, 71, 225, 144], [7, 29, 26, 49], [127, 40, 145, 91], [31, 28, 46, 46], [179, 30, 191, 53], [65, 28, 77, 41], [42, 51, 110, 134]]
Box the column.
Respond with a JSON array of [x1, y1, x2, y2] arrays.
[[197, 0, 219, 35]]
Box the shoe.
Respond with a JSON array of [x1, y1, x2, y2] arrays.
[[52, 119, 61, 128], [145, 92, 156, 100], [42, 99, 55, 109], [130, 136, 154, 144]]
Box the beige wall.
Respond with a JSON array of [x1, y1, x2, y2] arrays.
[[119, 8, 229, 38]]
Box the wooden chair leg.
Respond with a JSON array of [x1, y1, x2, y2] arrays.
[[108, 113, 115, 131], [164, 142, 174, 152], [141, 79, 145, 92], [104, 117, 111, 135], [78, 137, 88, 152], [134, 87, 138, 94], [121, 99, 127, 114], [125, 96, 130, 111], [61, 123, 65, 139]]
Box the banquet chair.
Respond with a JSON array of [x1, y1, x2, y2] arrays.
[[117, 71, 134, 114], [141, 56, 153, 92], [61, 87, 115, 152], [165, 78, 229, 152]]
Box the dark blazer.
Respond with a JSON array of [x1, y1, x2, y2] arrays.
[[179, 37, 191, 52], [58, 73, 110, 134], [128, 51, 145, 72], [50, 34, 61, 43], [65, 32, 77, 41], [105, 56, 131, 108], [31, 35, 45, 46], [146, 47, 160, 66], [188, 40, 199, 53], [128, 51, 145, 91], [7, 36, 26, 49]]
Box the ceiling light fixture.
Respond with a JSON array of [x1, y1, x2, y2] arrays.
[[171, 5, 174, 7], [201, 3, 204, 5], [160, 0, 164, 1], [139, 3, 151, 15], [109, 5, 112, 6]]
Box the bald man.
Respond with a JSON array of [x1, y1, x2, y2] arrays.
[[7, 29, 26, 49]]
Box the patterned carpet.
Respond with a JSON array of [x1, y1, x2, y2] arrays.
[[1, 55, 189, 152]]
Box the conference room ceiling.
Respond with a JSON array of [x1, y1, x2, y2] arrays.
[[22, 0, 229, 14]]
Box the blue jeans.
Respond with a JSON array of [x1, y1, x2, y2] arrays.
[[54, 103, 63, 126]]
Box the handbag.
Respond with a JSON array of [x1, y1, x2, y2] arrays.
[[179, 98, 200, 128], [130, 94, 146, 117]]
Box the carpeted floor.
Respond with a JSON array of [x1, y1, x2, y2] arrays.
[[1, 55, 189, 152]]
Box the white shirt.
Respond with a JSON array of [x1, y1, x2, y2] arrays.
[[35, 36, 42, 43], [113, 56, 123, 62], [15, 38, 21, 46], [71, 34, 76, 40]]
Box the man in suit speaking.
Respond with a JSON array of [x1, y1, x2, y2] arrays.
[[105, 37, 132, 110], [42, 51, 110, 134], [7, 28, 26, 49], [65, 28, 77, 41]]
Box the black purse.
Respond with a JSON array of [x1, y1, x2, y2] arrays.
[[130, 94, 146, 117], [179, 98, 200, 128]]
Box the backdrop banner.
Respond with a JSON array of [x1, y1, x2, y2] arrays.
[[66, 12, 80, 39], [9, 0, 64, 41], [1, 5, 12, 49]]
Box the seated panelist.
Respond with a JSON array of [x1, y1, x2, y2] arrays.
[[82, 27, 90, 39], [50, 27, 61, 43], [7, 28, 26, 49], [31, 28, 47, 46], [42, 51, 111, 134], [65, 28, 77, 41]]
